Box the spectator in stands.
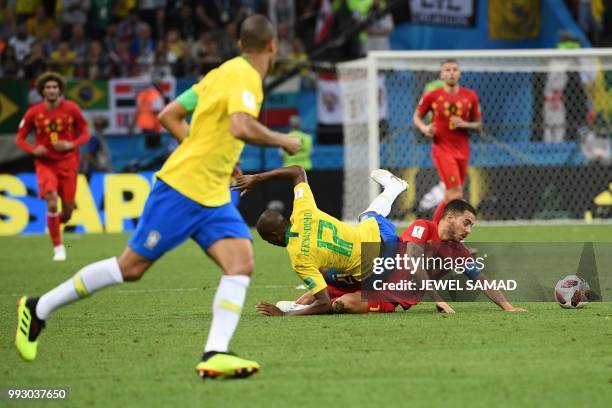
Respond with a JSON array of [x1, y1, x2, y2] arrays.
[[131, 23, 156, 69], [90, 0, 114, 40], [113, 38, 133, 77], [192, 31, 211, 67], [82, 116, 113, 177], [70, 24, 90, 61], [218, 20, 240, 59], [365, 0, 393, 52], [25, 6, 55, 41], [177, 2, 197, 40], [240, 0, 263, 15], [194, 3, 219, 34], [50, 41, 77, 77], [276, 22, 292, 60], [267, 0, 296, 33], [138, 0, 166, 39], [134, 75, 165, 149], [164, 28, 187, 66], [0, 6, 16, 41], [152, 41, 172, 77], [0, 45, 21, 77], [288, 36, 310, 77], [43, 26, 61, 56], [112, 0, 136, 21], [195, 33, 223, 76], [195, 0, 242, 29], [23, 40, 47, 79], [15, 0, 39, 23], [85, 40, 110, 79], [103, 23, 120, 62], [578, 0, 604, 44], [8, 21, 34, 63], [60, 0, 90, 39], [117, 9, 143, 43]]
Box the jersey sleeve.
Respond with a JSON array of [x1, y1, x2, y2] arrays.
[[292, 182, 317, 217], [400, 220, 432, 243], [416, 91, 434, 117], [176, 87, 198, 114], [227, 72, 262, 118], [470, 91, 481, 121], [293, 262, 327, 295], [15, 109, 35, 154]]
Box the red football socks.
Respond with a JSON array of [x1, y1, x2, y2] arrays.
[[47, 212, 62, 246]]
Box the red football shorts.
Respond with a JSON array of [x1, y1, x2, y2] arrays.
[[432, 154, 468, 189], [327, 284, 414, 313], [35, 160, 78, 203]]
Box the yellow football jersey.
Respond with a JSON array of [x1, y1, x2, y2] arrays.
[[157, 56, 263, 206], [286, 183, 381, 294]]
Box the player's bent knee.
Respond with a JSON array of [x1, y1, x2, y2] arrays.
[[224, 258, 254, 276], [47, 203, 59, 214], [117, 249, 153, 281]]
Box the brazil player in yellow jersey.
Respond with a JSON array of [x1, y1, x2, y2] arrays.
[[15, 15, 300, 379], [234, 165, 409, 316]]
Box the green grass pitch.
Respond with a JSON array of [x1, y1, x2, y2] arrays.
[[1, 224, 611, 407]]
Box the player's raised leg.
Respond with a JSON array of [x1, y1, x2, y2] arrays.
[[362, 169, 409, 218], [196, 238, 260, 379], [15, 247, 152, 361]]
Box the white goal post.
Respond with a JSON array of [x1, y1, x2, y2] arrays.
[[337, 49, 612, 222]]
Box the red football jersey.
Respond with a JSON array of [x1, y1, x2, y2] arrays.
[[400, 219, 439, 243], [400, 219, 472, 277], [16, 99, 90, 164], [416, 87, 481, 159]]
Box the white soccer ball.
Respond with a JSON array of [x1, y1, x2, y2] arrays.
[[554, 275, 591, 309]]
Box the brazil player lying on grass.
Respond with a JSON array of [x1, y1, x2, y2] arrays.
[[234, 165, 424, 316], [15, 15, 300, 379], [275, 200, 527, 314]]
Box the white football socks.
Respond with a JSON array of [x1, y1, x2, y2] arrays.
[[204, 275, 251, 353], [363, 185, 407, 218], [36, 257, 124, 320]]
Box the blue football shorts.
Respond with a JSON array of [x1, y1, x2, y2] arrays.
[[359, 212, 399, 243], [129, 179, 252, 260]]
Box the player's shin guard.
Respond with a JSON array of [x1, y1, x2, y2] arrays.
[[36, 257, 124, 320], [47, 212, 62, 246], [204, 275, 250, 353]]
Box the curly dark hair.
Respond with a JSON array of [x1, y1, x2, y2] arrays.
[[35, 71, 66, 97]]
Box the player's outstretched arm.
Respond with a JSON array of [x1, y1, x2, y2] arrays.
[[234, 165, 307, 195], [407, 242, 455, 312], [256, 289, 332, 317], [158, 100, 190, 143], [230, 112, 301, 154], [475, 272, 527, 312]]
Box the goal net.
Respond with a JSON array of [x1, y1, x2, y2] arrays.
[[337, 49, 612, 222]]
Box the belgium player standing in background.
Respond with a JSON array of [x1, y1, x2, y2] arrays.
[[16, 71, 90, 261]]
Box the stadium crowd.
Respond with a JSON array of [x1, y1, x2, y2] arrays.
[[0, 0, 394, 80]]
